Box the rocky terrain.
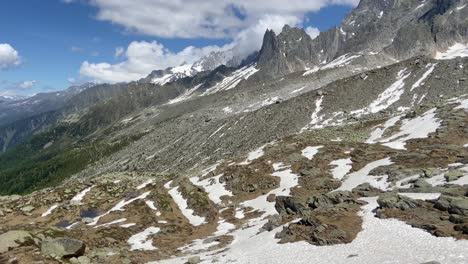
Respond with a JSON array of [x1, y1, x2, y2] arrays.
[[1, 0, 468, 263]]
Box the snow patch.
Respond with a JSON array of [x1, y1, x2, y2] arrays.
[[41, 205, 58, 217], [336, 158, 393, 191], [435, 43, 468, 60], [398, 193, 441, 200], [128, 227, 160, 251], [166, 181, 206, 226], [189, 174, 232, 204], [202, 64, 258, 96], [410, 63, 437, 91], [379, 108, 441, 150], [329, 158, 353, 180], [136, 179, 153, 190], [301, 146, 323, 160], [70, 186, 94, 204]]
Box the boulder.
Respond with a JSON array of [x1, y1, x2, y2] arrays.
[[262, 215, 283, 232], [377, 193, 419, 210], [275, 196, 306, 215], [434, 196, 468, 216], [20, 205, 35, 213], [0, 230, 34, 253], [187, 256, 201, 264], [352, 183, 382, 197], [308, 191, 356, 209], [444, 170, 464, 182], [41, 237, 85, 258]]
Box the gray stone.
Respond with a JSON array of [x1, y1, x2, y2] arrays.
[[449, 214, 465, 224], [20, 205, 35, 213], [444, 170, 464, 182], [81, 217, 94, 224], [377, 193, 419, 210], [434, 196, 468, 216], [308, 191, 356, 209], [0, 230, 34, 253], [41, 237, 85, 258], [187, 256, 201, 264]]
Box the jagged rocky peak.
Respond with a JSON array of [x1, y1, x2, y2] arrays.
[[255, 0, 468, 78], [257, 26, 316, 77]]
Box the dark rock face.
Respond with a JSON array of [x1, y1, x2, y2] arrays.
[[255, 0, 468, 78]]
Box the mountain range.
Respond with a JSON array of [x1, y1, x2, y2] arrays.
[[0, 0, 467, 263]]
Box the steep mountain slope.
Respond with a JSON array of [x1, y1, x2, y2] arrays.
[[256, 0, 468, 77], [1, 56, 467, 263], [0, 83, 95, 127], [0, 0, 467, 263]]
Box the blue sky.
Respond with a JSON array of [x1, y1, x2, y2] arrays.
[[0, 0, 356, 97]]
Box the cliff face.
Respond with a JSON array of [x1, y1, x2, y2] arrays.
[[256, 0, 468, 77]]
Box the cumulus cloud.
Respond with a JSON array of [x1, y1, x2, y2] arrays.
[[0, 80, 37, 97], [89, 0, 358, 38], [80, 40, 232, 83], [18, 80, 37, 89], [0, 43, 22, 70], [79, 0, 359, 83], [305, 27, 320, 39]]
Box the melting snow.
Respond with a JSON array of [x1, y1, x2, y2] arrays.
[[128, 227, 160, 251], [291, 86, 307, 94], [240, 143, 276, 164], [352, 69, 411, 116], [393, 175, 420, 189], [398, 193, 441, 200], [145, 200, 158, 211], [301, 146, 323, 160], [202, 64, 258, 96], [70, 186, 94, 204], [121, 223, 136, 228], [366, 115, 402, 143], [189, 174, 232, 204], [87, 191, 151, 226], [336, 158, 393, 191], [322, 54, 361, 70], [153, 197, 468, 264], [165, 181, 206, 226], [41, 204, 58, 217], [303, 66, 320, 76], [242, 169, 299, 216], [435, 43, 468, 60], [136, 179, 153, 190], [223, 106, 233, 114], [379, 108, 441, 150], [329, 158, 353, 180], [410, 63, 437, 91], [167, 84, 203, 105], [95, 218, 127, 228]]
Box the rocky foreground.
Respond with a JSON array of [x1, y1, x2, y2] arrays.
[[0, 93, 467, 264]]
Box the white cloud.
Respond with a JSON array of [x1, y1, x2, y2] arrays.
[[0, 43, 22, 70], [68, 77, 76, 84], [0, 80, 37, 97], [80, 40, 232, 83], [305, 27, 320, 39], [88, 0, 359, 38], [79, 0, 359, 83], [114, 46, 124, 59], [71, 46, 84, 52], [18, 80, 36, 89]]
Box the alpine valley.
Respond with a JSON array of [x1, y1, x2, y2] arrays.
[[1, 0, 468, 263]]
